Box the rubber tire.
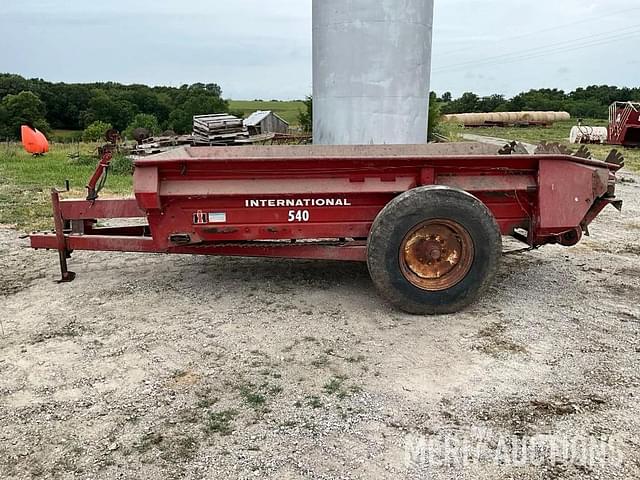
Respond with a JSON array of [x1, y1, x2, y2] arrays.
[[367, 186, 502, 315]]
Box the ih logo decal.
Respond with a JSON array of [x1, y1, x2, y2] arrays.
[[193, 210, 207, 225], [193, 211, 228, 225]]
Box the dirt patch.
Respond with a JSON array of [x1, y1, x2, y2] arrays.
[[0, 258, 47, 296], [473, 321, 528, 356], [0, 171, 639, 479], [475, 395, 609, 436], [588, 242, 640, 256], [30, 319, 86, 344]]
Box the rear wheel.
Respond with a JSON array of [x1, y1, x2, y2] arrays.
[[367, 186, 502, 315]]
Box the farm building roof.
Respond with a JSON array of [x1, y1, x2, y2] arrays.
[[244, 110, 288, 127]]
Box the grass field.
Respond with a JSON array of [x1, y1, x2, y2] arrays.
[[228, 100, 305, 126], [51, 129, 82, 140], [0, 143, 132, 231]]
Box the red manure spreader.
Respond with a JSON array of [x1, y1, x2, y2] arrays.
[[609, 101, 640, 147], [30, 143, 623, 314]]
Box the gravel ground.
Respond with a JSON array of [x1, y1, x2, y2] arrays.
[[0, 171, 638, 480]]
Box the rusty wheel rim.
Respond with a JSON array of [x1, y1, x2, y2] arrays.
[[399, 219, 475, 292]]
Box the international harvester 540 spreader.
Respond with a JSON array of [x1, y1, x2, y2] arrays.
[[30, 143, 623, 314]]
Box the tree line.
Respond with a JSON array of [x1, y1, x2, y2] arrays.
[[0, 73, 236, 140], [1, 72, 638, 141], [438, 85, 640, 119]]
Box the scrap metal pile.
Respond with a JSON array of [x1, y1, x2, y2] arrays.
[[130, 134, 194, 156], [132, 113, 262, 155]]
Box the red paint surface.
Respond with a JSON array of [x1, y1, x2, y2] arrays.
[[30, 145, 620, 264]]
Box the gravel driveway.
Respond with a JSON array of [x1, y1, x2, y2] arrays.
[[0, 171, 638, 480]]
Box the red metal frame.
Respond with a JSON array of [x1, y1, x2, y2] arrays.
[[30, 144, 622, 281], [609, 101, 640, 147]]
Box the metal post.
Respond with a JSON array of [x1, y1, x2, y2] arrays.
[[51, 189, 76, 283]]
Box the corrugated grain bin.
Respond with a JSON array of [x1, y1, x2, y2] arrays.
[[313, 0, 435, 145]]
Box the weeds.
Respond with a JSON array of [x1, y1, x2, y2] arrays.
[[239, 387, 266, 409], [204, 410, 238, 436], [109, 154, 134, 175], [238, 381, 282, 411], [135, 432, 200, 462], [323, 375, 362, 399], [323, 376, 346, 395], [306, 396, 323, 409]]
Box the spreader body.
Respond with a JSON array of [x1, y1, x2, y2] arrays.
[[30, 143, 622, 313]]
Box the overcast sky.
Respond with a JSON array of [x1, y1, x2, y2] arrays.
[[1, 0, 638, 99]]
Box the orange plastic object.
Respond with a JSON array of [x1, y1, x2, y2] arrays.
[[21, 125, 49, 154]]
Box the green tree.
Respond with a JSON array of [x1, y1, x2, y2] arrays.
[[508, 88, 567, 112], [0, 75, 229, 132], [166, 108, 191, 134], [0, 104, 9, 139], [0, 91, 50, 138], [167, 94, 229, 133], [78, 110, 96, 129], [298, 96, 313, 133], [440, 92, 481, 115], [0, 74, 31, 100], [457, 92, 480, 113], [87, 90, 137, 131], [478, 94, 507, 112], [83, 121, 113, 142], [124, 113, 160, 139], [427, 92, 441, 142]]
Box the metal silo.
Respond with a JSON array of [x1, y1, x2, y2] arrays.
[[312, 0, 435, 145]]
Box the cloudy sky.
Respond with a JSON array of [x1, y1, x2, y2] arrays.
[[1, 0, 638, 99]]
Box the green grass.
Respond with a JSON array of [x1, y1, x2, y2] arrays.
[[238, 381, 282, 411], [204, 410, 238, 436], [464, 119, 640, 172], [0, 142, 133, 231], [323, 377, 346, 395], [51, 129, 82, 140], [323, 375, 362, 399], [306, 395, 323, 409], [467, 119, 601, 144], [228, 100, 305, 126]]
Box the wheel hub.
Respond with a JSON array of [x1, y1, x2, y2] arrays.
[[400, 219, 475, 291]]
